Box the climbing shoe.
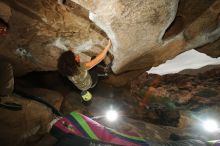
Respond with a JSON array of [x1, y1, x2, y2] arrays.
[[81, 91, 92, 102]]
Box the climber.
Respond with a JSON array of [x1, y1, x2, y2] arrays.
[[0, 18, 8, 35], [57, 40, 112, 102], [50, 111, 211, 146]]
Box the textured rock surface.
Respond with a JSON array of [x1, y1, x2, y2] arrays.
[[71, 0, 180, 73], [1, 66, 218, 145], [16, 67, 220, 128], [0, 0, 219, 83], [0, 0, 107, 76], [59, 81, 220, 142], [71, 0, 220, 74], [196, 38, 220, 58], [20, 88, 64, 110], [0, 2, 12, 22], [152, 68, 220, 105], [0, 95, 54, 146], [130, 67, 220, 129]]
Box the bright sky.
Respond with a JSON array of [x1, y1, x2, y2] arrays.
[[147, 49, 220, 75]]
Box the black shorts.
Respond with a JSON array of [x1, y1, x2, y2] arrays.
[[89, 67, 98, 89]]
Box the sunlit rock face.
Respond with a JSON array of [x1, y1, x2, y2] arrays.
[[0, 0, 219, 77], [0, 0, 107, 76], [71, 0, 220, 74], [71, 0, 180, 73]]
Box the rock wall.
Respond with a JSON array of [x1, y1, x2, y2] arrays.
[[130, 67, 220, 128], [0, 0, 107, 76], [0, 0, 219, 78], [71, 0, 220, 74], [71, 0, 180, 73]]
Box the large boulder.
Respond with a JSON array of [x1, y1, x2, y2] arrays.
[[0, 0, 107, 76], [19, 88, 64, 110], [0, 95, 54, 146], [70, 0, 180, 73], [71, 0, 220, 74], [0, 0, 219, 85]]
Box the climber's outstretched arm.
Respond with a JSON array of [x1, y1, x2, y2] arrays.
[[84, 40, 111, 70]]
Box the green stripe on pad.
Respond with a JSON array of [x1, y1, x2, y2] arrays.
[[70, 112, 99, 140], [108, 128, 146, 142]]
